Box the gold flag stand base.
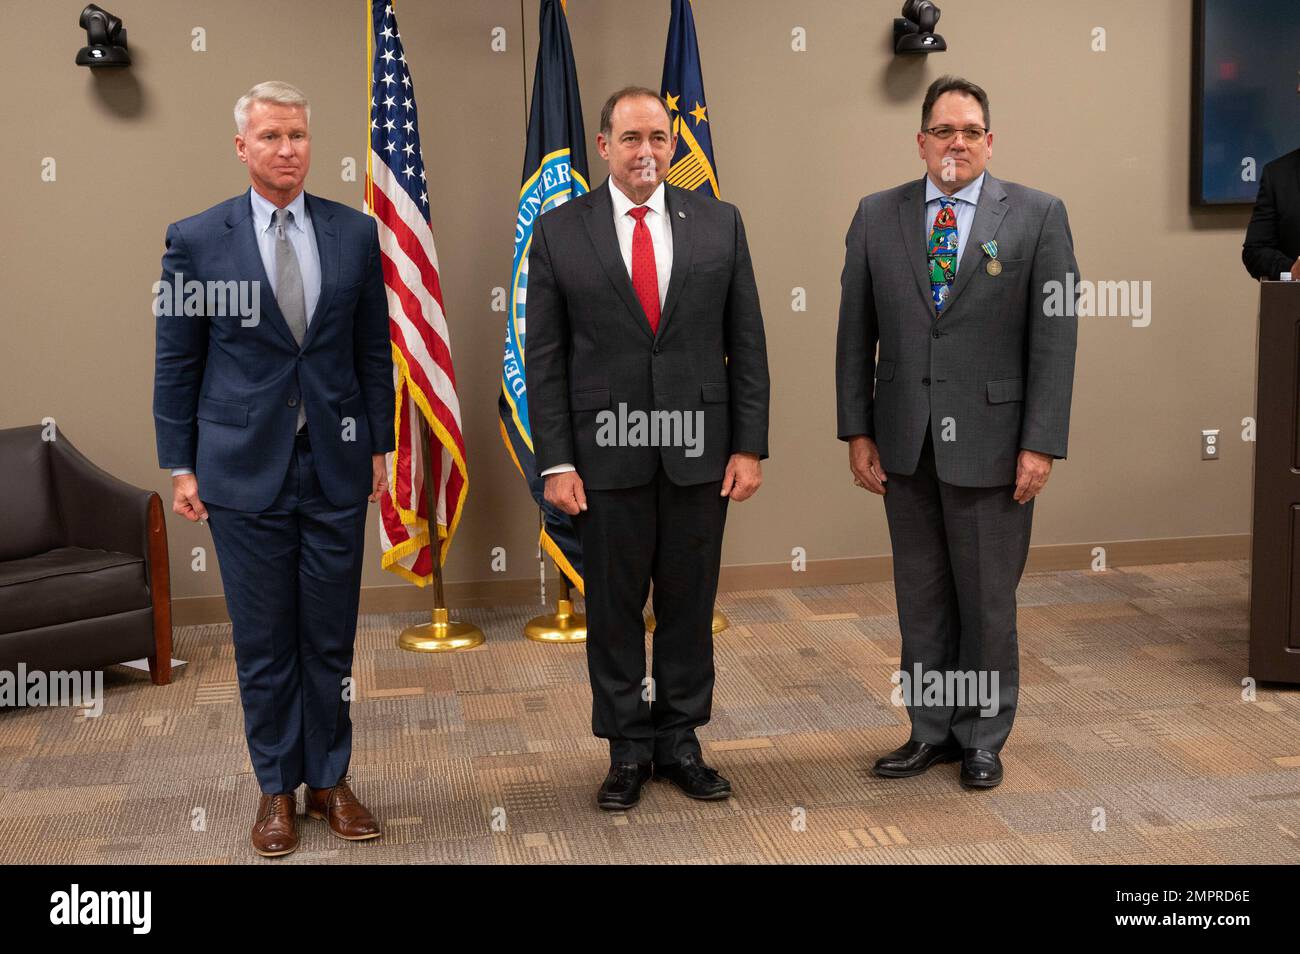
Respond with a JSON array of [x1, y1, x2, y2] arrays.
[[645, 607, 730, 634], [396, 417, 483, 654], [399, 606, 484, 653], [525, 571, 587, 643]]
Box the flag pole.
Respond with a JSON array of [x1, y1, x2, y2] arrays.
[[524, 514, 586, 643], [398, 418, 484, 652], [658, 0, 727, 634]]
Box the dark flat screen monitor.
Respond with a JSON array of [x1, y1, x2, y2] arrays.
[[1193, 0, 1300, 206]]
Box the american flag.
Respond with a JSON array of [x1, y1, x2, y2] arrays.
[[367, 0, 467, 585]]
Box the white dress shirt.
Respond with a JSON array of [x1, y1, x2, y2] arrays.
[[609, 178, 673, 306], [541, 179, 674, 478]]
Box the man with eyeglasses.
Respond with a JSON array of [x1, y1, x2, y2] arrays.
[[835, 75, 1078, 789]]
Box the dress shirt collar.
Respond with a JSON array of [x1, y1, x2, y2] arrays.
[[609, 178, 667, 221], [924, 170, 986, 207], [250, 186, 309, 234]]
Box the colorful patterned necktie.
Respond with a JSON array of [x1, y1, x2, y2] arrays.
[[627, 206, 661, 335], [927, 197, 958, 314]]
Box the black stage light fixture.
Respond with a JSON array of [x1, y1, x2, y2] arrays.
[[76, 4, 131, 68], [894, 0, 947, 55]]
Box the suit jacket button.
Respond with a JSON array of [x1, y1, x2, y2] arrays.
[[921, 377, 930, 386], [288, 397, 299, 407], [932, 330, 941, 339]]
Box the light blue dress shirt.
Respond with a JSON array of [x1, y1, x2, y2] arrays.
[[249, 186, 322, 323], [923, 171, 985, 274], [170, 188, 322, 477]]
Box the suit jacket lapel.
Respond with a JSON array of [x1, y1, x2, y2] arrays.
[[942, 173, 1009, 314], [226, 195, 298, 351], [898, 178, 936, 316], [583, 180, 654, 342], [300, 193, 337, 352], [655, 186, 693, 342]]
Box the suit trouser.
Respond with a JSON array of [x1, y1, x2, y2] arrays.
[[206, 429, 368, 794], [576, 464, 728, 766], [882, 425, 1033, 752]]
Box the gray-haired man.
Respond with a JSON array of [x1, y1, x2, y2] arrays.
[[154, 82, 395, 855]]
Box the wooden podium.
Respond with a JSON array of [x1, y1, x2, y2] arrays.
[[1249, 280, 1300, 683]]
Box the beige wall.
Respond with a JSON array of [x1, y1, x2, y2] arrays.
[[1, 0, 1262, 607]]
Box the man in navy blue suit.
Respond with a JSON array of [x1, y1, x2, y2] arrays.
[[153, 81, 395, 857]]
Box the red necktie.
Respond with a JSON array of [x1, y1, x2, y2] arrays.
[[627, 206, 660, 335]]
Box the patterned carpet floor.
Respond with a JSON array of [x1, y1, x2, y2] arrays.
[[3, 559, 1299, 864]]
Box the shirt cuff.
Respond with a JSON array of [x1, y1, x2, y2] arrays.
[[170, 467, 194, 477], [540, 463, 576, 477]]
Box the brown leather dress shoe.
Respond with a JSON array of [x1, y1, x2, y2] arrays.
[[251, 792, 299, 858], [305, 777, 382, 841]]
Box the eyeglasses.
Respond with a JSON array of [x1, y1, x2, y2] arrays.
[[923, 125, 988, 144]]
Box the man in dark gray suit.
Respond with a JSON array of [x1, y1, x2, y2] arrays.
[[835, 76, 1078, 788], [527, 86, 769, 810]]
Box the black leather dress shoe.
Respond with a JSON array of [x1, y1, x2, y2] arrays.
[[873, 739, 962, 778], [960, 749, 1004, 788], [597, 762, 652, 810], [654, 753, 732, 800]]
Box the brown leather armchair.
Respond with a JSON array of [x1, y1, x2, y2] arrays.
[[0, 425, 172, 685]]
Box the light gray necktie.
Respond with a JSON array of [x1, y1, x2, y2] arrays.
[[272, 208, 307, 431]]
